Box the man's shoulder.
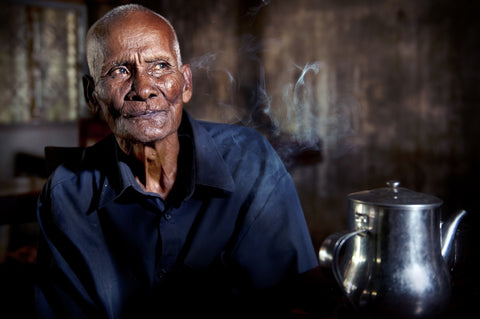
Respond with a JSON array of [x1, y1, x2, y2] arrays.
[[197, 119, 258, 136], [46, 135, 115, 189], [193, 119, 286, 180], [196, 120, 274, 155]]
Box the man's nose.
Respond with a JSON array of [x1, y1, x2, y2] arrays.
[[127, 72, 159, 101]]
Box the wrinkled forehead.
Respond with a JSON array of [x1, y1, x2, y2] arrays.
[[106, 12, 175, 54], [88, 11, 178, 77]]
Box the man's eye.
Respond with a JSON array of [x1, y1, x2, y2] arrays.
[[111, 67, 128, 75], [154, 62, 169, 70]]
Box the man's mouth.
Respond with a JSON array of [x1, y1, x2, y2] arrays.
[[122, 109, 166, 119]]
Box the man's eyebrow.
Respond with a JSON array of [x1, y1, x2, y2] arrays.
[[103, 60, 132, 68], [144, 54, 174, 64], [112, 58, 136, 66], [101, 55, 176, 74]]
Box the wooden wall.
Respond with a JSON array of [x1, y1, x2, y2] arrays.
[[128, 0, 480, 248]]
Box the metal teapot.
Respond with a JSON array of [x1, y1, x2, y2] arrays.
[[319, 181, 466, 319]]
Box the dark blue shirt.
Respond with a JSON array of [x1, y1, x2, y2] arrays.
[[35, 112, 318, 318]]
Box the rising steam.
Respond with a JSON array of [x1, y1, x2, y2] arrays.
[[187, 2, 359, 165], [283, 62, 323, 145]]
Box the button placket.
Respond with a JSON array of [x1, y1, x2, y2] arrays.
[[155, 207, 177, 285]]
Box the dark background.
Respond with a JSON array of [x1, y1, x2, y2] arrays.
[[1, 0, 479, 317]]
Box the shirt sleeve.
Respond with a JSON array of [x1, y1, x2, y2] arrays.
[[230, 170, 319, 290], [34, 180, 105, 319]]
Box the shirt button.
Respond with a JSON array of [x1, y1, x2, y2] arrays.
[[157, 268, 167, 279], [164, 213, 172, 220]]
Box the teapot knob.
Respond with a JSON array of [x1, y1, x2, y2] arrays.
[[387, 180, 400, 188]]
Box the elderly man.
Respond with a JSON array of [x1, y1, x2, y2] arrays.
[[35, 4, 319, 318]]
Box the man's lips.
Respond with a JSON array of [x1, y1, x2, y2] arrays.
[[122, 109, 166, 119]]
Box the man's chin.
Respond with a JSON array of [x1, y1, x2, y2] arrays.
[[114, 128, 176, 145], [110, 115, 180, 144]]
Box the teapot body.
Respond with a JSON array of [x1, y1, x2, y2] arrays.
[[340, 201, 451, 318]]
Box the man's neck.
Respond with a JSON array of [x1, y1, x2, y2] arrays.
[[116, 133, 180, 199]]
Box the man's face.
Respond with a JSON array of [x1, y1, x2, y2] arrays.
[[92, 12, 192, 143]]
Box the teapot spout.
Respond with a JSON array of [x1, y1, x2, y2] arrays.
[[441, 209, 467, 263]]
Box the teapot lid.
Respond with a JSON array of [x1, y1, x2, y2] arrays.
[[348, 180, 443, 208]]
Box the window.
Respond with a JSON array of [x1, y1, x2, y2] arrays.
[[0, 0, 87, 123]]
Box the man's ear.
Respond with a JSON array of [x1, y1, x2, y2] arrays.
[[180, 64, 193, 104], [82, 74, 100, 114]]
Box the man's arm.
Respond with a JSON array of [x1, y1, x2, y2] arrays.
[[35, 181, 105, 319], [229, 170, 320, 316]]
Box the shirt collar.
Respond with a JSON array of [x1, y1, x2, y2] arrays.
[[185, 111, 235, 193], [98, 111, 235, 208]]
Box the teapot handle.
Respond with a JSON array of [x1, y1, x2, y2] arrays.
[[319, 229, 368, 291]]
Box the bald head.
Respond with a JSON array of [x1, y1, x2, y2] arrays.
[[86, 4, 182, 81]]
